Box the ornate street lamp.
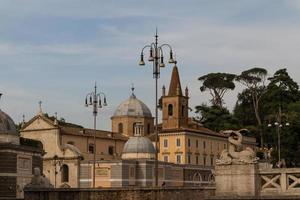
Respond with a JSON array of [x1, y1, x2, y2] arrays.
[[267, 107, 289, 163], [138, 30, 175, 186], [85, 83, 107, 188]]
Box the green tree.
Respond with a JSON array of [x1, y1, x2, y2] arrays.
[[233, 89, 257, 127], [264, 68, 299, 114], [198, 73, 236, 108], [236, 68, 267, 146], [195, 104, 240, 132], [263, 69, 300, 166]]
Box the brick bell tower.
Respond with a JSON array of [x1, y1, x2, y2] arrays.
[[161, 63, 189, 130]]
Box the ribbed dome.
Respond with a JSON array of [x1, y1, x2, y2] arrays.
[[0, 109, 19, 145], [0, 110, 17, 135], [113, 94, 152, 118], [122, 136, 155, 160]]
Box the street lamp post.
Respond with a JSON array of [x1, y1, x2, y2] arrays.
[[85, 84, 107, 188], [138, 31, 176, 186], [267, 106, 289, 163], [53, 155, 60, 188]]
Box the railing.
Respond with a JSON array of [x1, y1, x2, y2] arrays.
[[259, 168, 300, 196]]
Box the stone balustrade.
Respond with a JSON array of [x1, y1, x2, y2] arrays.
[[259, 168, 300, 196]]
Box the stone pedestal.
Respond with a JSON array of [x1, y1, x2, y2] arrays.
[[215, 163, 259, 197]]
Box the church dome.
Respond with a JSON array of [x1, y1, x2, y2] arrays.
[[0, 110, 18, 134], [121, 136, 155, 160], [0, 109, 19, 144], [113, 93, 152, 118]]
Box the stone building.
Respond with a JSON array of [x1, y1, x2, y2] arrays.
[[80, 125, 213, 188], [0, 103, 43, 199], [158, 64, 256, 166], [20, 108, 128, 188]]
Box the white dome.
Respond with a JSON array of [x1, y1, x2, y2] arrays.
[[113, 94, 152, 118], [121, 136, 156, 160]]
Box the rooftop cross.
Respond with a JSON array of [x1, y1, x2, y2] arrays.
[[131, 83, 135, 94], [38, 100, 43, 115]]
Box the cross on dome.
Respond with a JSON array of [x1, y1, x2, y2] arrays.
[[38, 100, 43, 115]]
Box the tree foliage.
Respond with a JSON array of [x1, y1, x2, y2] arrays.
[[236, 67, 268, 146], [195, 104, 240, 132], [198, 73, 236, 108], [197, 68, 300, 166]]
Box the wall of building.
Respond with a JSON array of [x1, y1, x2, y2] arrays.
[[0, 145, 43, 199], [80, 160, 214, 188], [24, 187, 215, 200], [43, 158, 79, 188], [159, 133, 228, 166], [61, 134, 125, 161]]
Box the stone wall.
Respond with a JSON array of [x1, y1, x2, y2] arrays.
[[24, 187, 215, 200]]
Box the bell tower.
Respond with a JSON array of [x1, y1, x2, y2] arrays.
[[161, 64, 189, 130]]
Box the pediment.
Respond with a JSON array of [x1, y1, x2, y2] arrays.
[[22, 115, 56, 131]]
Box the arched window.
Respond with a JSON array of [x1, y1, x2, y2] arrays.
[[133, 122, 137, 135], [168, 104, 173, 116], [61, 164, 69, 182], [118, 123, 123, 134], [181, 105, 185, 117], [133, 122, 143, 136]]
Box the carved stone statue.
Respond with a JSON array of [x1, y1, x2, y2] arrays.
[[24, 167, 54, 188], [216, 129, 259, 165]]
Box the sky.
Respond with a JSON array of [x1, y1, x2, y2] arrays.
[[1, 0, 300, 130]]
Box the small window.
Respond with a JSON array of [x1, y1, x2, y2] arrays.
[[118, 123, 123, 134], [133, 122, 143, 136], [203, 156, 206, 166], [196, 155, 199, 165], [88, 144, 94, 154], [67, 141, 74, 145], [163, 139, 168, 148], [147, 123, 150, 135], [130, 167, 135, 178], [61, 164, 69, 182], [203, 141, 206, 149], [164, 155, 169, 162], [224, 143, 227, 149], [176, 155, 181, 164], [188, 138, 191, 147], [168, 104, 173, 116], [187, 154, 191, 164], [181, 105, 185, 117], [176, 138, 181, 147], [108, 146, 114, 155], [196, 140, 198, 148]]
